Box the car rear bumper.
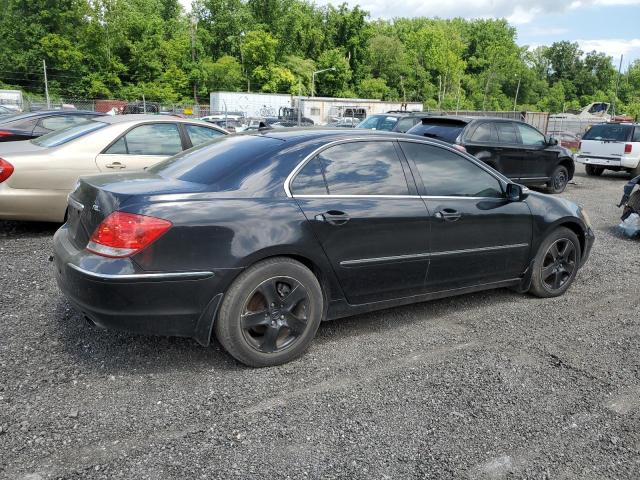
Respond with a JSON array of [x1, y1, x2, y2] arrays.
[[576, 155, 639, 169], [52, 224, 241, 345]]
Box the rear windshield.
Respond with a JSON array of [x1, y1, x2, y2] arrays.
[[582, 124, 633, 142], [356, 115, 399, 131], [406, 121, 465, 143], [31, 120, 106, 147], [148, 134, 283, 185]]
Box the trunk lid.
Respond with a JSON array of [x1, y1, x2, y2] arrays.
[[66, 171, 205, 249]]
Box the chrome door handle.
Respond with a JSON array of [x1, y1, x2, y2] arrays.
[[435, 209, 462, 222], [106, 162, 126, 169], [315, 210, 350, 226]]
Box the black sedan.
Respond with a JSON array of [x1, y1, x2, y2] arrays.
[[407, 117, 576, 193], [53, 129, 594, 367], [0, 110, 104, 142]]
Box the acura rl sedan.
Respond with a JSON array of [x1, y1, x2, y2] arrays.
[[53, 129, 595, 367], [0, 115, 226, 222]]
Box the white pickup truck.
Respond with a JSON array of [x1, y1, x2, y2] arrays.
[[576, 123, 640, 176]]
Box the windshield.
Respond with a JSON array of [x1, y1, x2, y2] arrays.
[[31, 120, 107, 147], [582, 124, 633, 142], [356, 115, 399, 131], [406, 121, 465, 143]]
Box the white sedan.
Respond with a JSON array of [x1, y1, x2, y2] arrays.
[[0, 115, 227, 222]]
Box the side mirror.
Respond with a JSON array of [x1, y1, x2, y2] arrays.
[[506, 183, 527, 202], [547, 136, 558, 146]]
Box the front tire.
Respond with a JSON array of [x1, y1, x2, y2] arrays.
[[585, 165, 604, 176], [214, 257, 323, 367], [546, 165, 569, 193], [529, 227, 581, 298]]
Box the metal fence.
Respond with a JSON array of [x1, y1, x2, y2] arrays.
[[21, 98, 212, 118], [14, 97, 611, 138]]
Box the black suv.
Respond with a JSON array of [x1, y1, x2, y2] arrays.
[[355, 112, 432, 133], [407, 117, 575, 193]]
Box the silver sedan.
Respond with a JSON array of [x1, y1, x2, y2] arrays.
[[0, 115, 227, 222]]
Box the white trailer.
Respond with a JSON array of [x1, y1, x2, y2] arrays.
[[210, 92, 291, 118], [0, 89, 23, 111]]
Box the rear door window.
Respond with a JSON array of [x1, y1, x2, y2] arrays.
[[634, 127, 640, 142], [495, 122, 519, 144], [185, 124, 224, 147], [469, 123, 497, 142], [314, 141, 409, 195], [400, 141, 503, 198], [291, 158, 328, 195], [106, 123, 182, 155]]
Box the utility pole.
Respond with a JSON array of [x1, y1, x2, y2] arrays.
[[43, 59, 50, 109], [190, 15, 198, 113], [455, 77, 462, 114], [513, 75, 521, 112], [297, 79, 302, 126], [311, 68, 335, 97], [612, 54, 623, 119], [482, 70, 494, 111]]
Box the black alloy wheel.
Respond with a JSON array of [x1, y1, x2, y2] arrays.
[[547, 165, 569, 194], [529, 227, 581, 298], [540, 238, 577, 292], [240, 276, 310, 353], [214, 257, 323, 367]]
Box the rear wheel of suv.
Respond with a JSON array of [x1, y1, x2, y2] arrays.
[[529, 227, 581, 298], [546, 165, 569, 194], [585, 165, 604, 176], [630, 163, 640, 178], [214, 257, 323, 367]]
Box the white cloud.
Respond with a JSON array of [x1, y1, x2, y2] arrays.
[[312, 0, 640, 23], [577, 38, 640, 59]]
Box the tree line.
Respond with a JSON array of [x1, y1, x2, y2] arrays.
[[0, 0, 639, 116]]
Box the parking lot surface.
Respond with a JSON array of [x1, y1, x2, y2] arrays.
[[1, 166, 639, 479]]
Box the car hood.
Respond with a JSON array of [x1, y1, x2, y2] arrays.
[[0, 140, 46, 155]]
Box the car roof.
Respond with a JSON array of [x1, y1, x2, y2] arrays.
[[94, 114, 220, 125], [254, 127, 455, 149]]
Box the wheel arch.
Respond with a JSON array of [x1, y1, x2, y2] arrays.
[[558, 157, 575, 179], [548, 219, 586, 258]]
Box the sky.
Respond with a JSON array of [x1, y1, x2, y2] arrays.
[[179, 0, 640, 67]]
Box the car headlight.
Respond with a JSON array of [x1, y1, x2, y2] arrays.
[[580, 207, 593, 229]]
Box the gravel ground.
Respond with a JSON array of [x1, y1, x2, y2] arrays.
[[1, 165, 639, 480]]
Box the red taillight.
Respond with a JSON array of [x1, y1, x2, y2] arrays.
[[0, 158, 14, 183], [453, 144, 467, 153], [86, 212, 172, 258], [0, 131, 12, 138], [625, 143, 632, 154]]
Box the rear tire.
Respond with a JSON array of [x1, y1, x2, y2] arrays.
[[629, 163, 640, 178], [529, 227, 581, 298], [214, 257, 323, 367], [546, 165, 569, 193], [585, 165, 604, 177]]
